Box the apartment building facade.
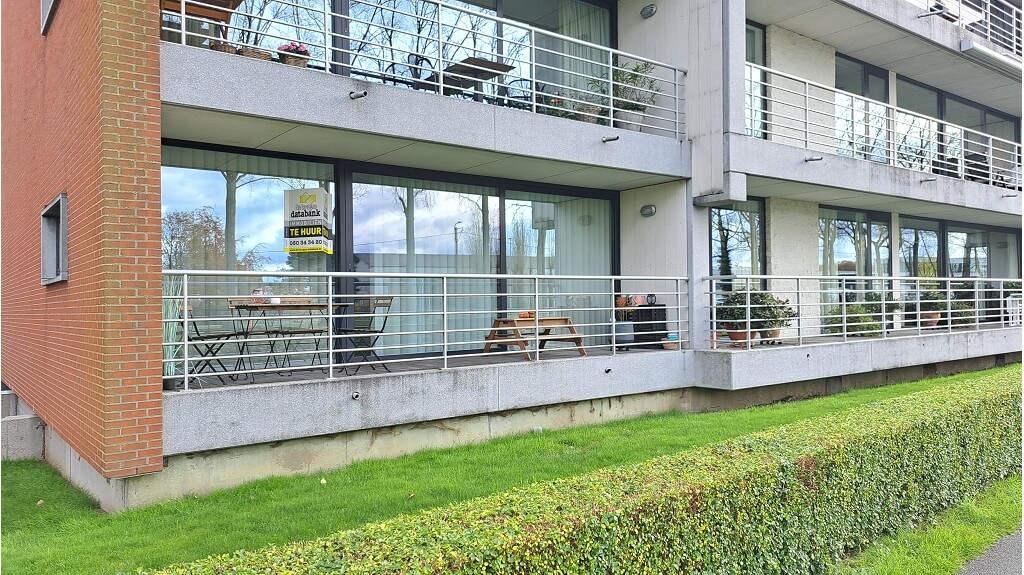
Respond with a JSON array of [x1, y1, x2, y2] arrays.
[[1, 0, 1020, 510]]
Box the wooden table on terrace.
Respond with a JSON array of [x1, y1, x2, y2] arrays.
[[482, 316, 587, 360]]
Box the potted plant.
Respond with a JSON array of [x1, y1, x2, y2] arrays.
[[588, 59, 662, 130], [917, 289, 946, 327], [822, 303, 882, 336], [612, 295, 634, 348], [277, 42, 310, 67], [715, 291, 754, 345], [162, 276, 185, 391], [750, 292, 796, 345], [863, 291, 902, 326]]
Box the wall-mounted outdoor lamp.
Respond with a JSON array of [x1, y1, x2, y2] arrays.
[[804, 156, 823, 162], [349, 90, 368, 100], [602, 135, 619, 143], [640, 204, 657, 217], [640, 4, 657, 19]]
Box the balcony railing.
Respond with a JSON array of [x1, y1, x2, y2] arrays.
[[908, 0, 1022, 56], [745, 63, 1022, 189], [159, 0, 686, 138], [162, 270, 690, 390], [706, 274, 1022, 350]]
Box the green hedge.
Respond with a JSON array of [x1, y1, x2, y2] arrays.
[[152, 371, 1021, 575]]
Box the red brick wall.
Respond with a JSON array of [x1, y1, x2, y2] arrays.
[[1, 0, 164, 478]]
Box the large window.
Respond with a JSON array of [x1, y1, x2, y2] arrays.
[[899, 216, 1020, 279], [819, 207, 890, 277], [834, 55, 889, 163], [162, 144, 618, 356], [710, 199, 764, 277]]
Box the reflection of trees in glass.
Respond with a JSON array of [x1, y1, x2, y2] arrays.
[[350, 0, 500, 82], [711, 207, 760, 276], [162, 207, 268, 271], [834, 95, 888, 163], [230, 0, 326, 56], [900, 228, 938, 277], [819, 212, 889, 276]]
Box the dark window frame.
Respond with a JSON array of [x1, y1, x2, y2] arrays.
[[894, 74, 1020, 143], [41, 192, 68, 285]]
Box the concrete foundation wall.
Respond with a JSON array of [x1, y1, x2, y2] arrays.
[[125, 389, 689, 508], [110, 350, 1020, 509], [163, 350, 698, 455], [695, 328, 1022, 390], [2, 415, 44, 460]]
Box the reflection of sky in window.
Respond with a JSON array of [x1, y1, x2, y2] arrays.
[[162, 166, 331, 271]]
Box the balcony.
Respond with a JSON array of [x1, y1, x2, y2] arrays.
[[159, 0, 686, 139], [744, 63, 1022, 190], [905, 0, 1022, 57]]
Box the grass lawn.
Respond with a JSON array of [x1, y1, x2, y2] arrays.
[[2, 365, 1019, 575], [834, 474, 1022, 575]]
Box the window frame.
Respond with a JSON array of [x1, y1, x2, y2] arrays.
[[41, 192, 69, 285]]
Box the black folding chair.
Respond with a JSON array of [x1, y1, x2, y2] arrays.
[[339, 296, 394, 374]]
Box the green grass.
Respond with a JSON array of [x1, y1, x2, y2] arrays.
[[1, 365, 1019, 575], [835, 474, 1022, 575]]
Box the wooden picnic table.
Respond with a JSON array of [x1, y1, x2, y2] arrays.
[[482, 316, 587, 360]]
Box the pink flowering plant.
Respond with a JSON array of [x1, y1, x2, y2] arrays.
[[278, 42, 310, 56]]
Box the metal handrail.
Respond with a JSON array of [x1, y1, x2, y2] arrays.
[[160, 0, 687, 138], [161, 270, 691, 390], [705, 274, 1022, 350], [745, 63, 1022, 189]]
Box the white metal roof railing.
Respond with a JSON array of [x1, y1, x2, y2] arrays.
[[704, 274, 1022, 350], [160, 0, 686, 138], [745, 63, 1022, 189], [161, 270, 691, 390], [906, 0, 1022, 56]]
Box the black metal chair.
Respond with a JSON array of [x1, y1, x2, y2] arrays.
[[340, 296, 394, 374]]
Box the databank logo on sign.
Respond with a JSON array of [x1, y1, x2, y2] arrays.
[[284, 187, 333, 254]]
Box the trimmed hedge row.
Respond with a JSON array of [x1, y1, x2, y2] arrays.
[[152, 369, 1021, 575]]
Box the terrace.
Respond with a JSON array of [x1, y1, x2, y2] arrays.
[[161, 270, 1022, 392], [159, 0, 686, 138]]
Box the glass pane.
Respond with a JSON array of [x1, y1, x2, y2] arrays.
[[352, 173, 499, 353], [746, 25, 765, 65], [820, 208, 875, 276], [947, 226, 989, 277], [835, 56, 863, 95], [710, 200, 763, 276], [161, 146, 336, 275], [505, 0, 610, 46], [988, 231, 1020, 279], [899, 217, 940, 277], [866, 71, 887, 103], [505, 190, 612, 343], [896, 78, 939, 117]]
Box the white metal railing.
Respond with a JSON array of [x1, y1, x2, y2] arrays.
[[705, 274, 1023, 350], [907, 0, 1022, 56], [159, 0, 686, 138], [745, 63, 1022, 190], [162, 270, 690, 390]]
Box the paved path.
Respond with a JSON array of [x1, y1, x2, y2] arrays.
[[957, 530, 1022, 575]]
